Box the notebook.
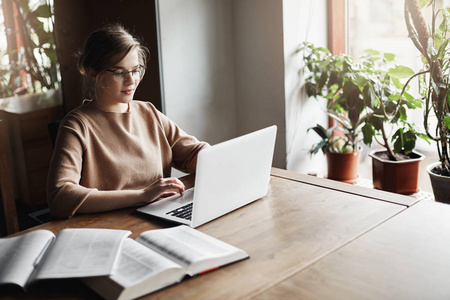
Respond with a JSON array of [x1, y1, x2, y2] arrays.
[[137, 125, 277, 228]]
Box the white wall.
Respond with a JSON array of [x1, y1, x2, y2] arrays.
[[158, 0, 237, 144], [158, 0, 327, 173], [231, 0, 286, 168]]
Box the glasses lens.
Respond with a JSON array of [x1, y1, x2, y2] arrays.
[[108, 66, 145, 82], [136, 66, 145, 80], [132, 68, 141, 81], [113, 70, 125, 82]]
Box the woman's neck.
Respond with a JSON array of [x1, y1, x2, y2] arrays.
[[91, 98, 130, 113]]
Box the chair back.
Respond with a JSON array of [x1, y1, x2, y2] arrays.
[[48, 120, 62, 148]]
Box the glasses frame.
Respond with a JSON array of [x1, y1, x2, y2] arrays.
[[105, 65, 146, 83]]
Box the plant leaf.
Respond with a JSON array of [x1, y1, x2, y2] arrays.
[[361, 123, 375, 146], [418, 0, 432, 9], [384, 53, 396, 62], [308, 124, 329, 140], [34, 5, 51, 19], [364, 49, 380, 56], [443, 116, 450, 127], [388, 66, 415, 79]]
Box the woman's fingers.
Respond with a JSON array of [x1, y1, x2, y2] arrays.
[[154, 177, 185, 197], [143, 177, 186, 204], [164, 178, 185, 194], [161, 191, 178, 198]]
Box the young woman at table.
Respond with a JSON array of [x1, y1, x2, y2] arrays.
[[47, 24, 209, 218]]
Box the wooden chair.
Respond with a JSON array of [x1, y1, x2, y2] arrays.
[[0, 119, 19, 235], [48, 120, 62, 148]]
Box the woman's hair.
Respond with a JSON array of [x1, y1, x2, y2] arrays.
[[76, 24, 150, 98]]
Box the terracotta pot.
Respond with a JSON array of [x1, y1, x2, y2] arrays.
[[326, 148, 361, 183], [370, 150, 424, 195], [426, 162, 450, 204]]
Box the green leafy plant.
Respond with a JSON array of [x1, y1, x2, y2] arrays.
[[299, 43, 363, 155], [308, 123, 354, 155], [0, 50, 19, 98], [0, 0, 59, 98], [405, 0, 450, 175], [298, 42, 424, 160]]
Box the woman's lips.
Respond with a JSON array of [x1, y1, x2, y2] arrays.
[[122, 89, 134, 95]]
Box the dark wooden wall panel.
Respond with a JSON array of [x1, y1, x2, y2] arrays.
[[54, 0, 162, 114]]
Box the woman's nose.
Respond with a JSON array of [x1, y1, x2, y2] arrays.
[[123, 72, 135, 84]]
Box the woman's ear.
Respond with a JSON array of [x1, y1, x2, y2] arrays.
[[87, 67, 97, 81]]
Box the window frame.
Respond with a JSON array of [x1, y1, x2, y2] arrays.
[[327, 0, 346, 55]]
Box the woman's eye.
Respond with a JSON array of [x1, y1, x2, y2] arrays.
[[114, 71, 125, 76]]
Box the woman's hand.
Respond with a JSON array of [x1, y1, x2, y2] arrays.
[[141, 177, 185, 204]]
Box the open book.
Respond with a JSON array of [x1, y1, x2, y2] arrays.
[[0, 228, 130, 289], [83, 225, 249, 300]]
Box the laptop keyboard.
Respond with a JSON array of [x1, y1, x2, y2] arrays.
[[167, 203, 193, 220]]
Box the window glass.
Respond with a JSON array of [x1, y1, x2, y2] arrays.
[[0, 0, 7, 65], [347, 0, 448, 153], [0, 0, 58, 96], [348, 1, 422, 70]]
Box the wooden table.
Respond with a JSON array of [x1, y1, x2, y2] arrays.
[[257, 199, 450, 300], [1, 168, 441, 300]]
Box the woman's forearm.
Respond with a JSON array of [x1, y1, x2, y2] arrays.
[[77, 189, 146, 213]]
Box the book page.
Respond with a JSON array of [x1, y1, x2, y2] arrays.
[[136, 225, 248, 272], [0, 230, 55, 288], [32, 228, 130, 280], [109, 238, 184, 288]]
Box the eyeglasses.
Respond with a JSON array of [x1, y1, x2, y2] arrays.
[[105, 65, 146, 83]]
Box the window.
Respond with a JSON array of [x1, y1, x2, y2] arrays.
[[0, 0, 59, 97], [348, 0, 445, 72], [347, 0, 448, 155]]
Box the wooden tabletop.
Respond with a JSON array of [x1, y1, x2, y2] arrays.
[[1, 168, 412, 299], [271, 168, 418, 207], [257, 200, 450, 300]]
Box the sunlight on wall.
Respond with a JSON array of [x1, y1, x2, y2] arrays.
[[284, 0, 328, 175]]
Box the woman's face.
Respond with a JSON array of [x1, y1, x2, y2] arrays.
[[94, 49, 143, 112]]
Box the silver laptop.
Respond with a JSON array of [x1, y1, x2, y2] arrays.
[[137, 125, 277, 228]]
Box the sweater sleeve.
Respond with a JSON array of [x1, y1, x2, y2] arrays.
[[46, 116, 97, 218], [153, 107, 210, 173]]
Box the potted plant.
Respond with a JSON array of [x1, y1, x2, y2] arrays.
[[300, 43, 364, 183], [404, 0, 450, 202], [357, 51, 425, 194], [357, 50, 426, 195], [308, 123, 362, 183], [299, 42, 425, 193], [0, 0, 59, 100]]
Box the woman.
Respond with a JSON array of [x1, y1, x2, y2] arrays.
[[47, 24, 209, 218]]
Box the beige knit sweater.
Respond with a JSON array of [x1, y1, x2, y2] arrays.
[[47, 100, 209, 218]]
